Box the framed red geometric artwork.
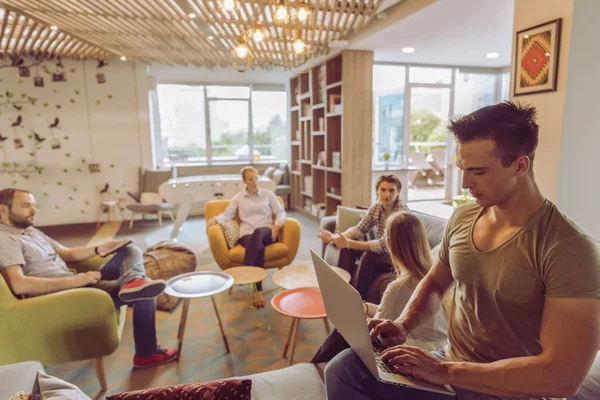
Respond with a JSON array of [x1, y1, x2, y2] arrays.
[[514, 18, 562, 96]]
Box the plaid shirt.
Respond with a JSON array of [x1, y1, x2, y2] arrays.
[[346, 200, 406, 254]]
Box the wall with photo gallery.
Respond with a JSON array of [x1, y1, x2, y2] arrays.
[[0, 59, 148, 226]]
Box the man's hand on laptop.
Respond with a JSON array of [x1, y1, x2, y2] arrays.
[[367, 318, 408, 347], [381, 345, 449, 386]]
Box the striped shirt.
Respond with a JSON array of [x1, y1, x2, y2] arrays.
[[346, 200, 406, 254]]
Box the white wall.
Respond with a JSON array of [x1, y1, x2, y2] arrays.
[[148, 64, 291, 85], [510, 0, 575, 202], [0, 60, 147, 226], [557, 0, 600, 239]]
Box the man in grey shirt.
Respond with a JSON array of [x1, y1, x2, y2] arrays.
[[0, 188, 177, 368]]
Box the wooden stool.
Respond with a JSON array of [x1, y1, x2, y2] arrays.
[[271, 287, 330, 366], [97, 200, 125, 229]]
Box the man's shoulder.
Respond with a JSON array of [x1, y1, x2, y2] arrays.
[[448, 202, 481, 227], [542, 202, 599, 253]]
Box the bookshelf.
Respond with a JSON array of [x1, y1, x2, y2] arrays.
[[289, 50, 374, 219]]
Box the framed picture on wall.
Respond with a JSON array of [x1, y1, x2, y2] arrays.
[[513, 18, 562, 96]]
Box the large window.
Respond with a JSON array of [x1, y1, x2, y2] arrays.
[[454, 69, 498, 118], [155, 84, 287, 166], [373, 65, 406, 166]]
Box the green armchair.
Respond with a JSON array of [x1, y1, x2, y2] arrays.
[[0, 255, 126, 391]]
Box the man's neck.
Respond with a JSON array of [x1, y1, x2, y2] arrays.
[[488, 178, 546, 227], [0, 220, 25, 233], [247, 188, 259, 196]]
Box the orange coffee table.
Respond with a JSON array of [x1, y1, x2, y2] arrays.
[[271, 287, 330, 366]]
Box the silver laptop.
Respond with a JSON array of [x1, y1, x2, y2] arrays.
[[310, 249, 455, 396]]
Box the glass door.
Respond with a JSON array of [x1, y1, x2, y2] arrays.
[[407, 86, 451, 201]]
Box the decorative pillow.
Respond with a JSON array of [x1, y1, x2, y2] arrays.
[[271, 168, 285, 185], [263, 166, 276, 179], [143, 241, 197, 312], [106, 379, 252, 400], [336, 206, 367, 233], [220, 219, 240, 249], [31, 370, 91, 400]]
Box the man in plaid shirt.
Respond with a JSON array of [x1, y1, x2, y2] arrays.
[[318, 175, 406, 298]]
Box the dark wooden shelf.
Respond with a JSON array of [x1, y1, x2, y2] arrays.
[[326, 193, 342, 201], [291, 140, 300, 145], [300, 116, 312, 121], [326, 81, 342, 90], [290, 105, 300, 111], [312, 131, 326, 136], [301, 191, 313, 198], [326, 111, 342, 118], [313, 165, 326, 171], [327, 167, 342, 173], [312, 103, 325, 109], [299, 159, 312, 164], [291, 170, 301, 176]]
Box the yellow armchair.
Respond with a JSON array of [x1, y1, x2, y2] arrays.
[[0, 255, 126, 391], [205, 198, 301, 270]]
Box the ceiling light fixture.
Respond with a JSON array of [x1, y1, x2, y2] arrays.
[[486, 52, 499, 59], [221, 0, 236, 11], [275, 0, 289, 23], [250, 21, 268, 43], [297, 2, 310, 23], [50, 25, 58, 31], [207, 35, 215, 41], [234, 40, 249, 59], [188, 12, 196, 19], [402, 47, 415, 53], [120, 56, 127, 61]]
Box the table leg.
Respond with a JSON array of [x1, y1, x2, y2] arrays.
[[288, 318, 301, 366], [211, 295, 230, 353], [323, 318, 330, 335], [176, 298, 191, 360], [283, 318, 297, 358]]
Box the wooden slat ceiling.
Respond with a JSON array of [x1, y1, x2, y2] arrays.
[[0, 0, 384, 70], [0, 5, 112, 61]]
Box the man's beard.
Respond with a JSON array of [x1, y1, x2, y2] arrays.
[[9, 210, 33, 229]]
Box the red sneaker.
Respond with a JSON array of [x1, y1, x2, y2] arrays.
[[133, 347, 178, 368], [118, 278, 166, 303]]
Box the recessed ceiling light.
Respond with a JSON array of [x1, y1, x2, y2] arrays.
[[402, 47, 415, 54], [188, 12, 196, 19], [50, 25, 57, 31], [120, 56, 127, 61], [486, 52, 500, 59], [207, 35, 214, 40]]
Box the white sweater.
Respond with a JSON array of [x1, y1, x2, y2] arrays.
[[373, 278, 448, 351]]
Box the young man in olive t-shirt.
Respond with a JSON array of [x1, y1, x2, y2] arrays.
[[325, 101, 600, 400]]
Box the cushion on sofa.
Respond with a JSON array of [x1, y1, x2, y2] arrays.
[[220, 219, 240, 249], [32, 370, 91, 400], [106, 379, 251, 400], [271, 169, 285, 185], [239, 363, 325, 400], [263, 166, 276, 179], [336, 206, 367, 233]]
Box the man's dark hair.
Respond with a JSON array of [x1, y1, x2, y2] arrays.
[[448, 101, 539, 167], [0, 188, 31, 209], [375, 175, 402, 193]]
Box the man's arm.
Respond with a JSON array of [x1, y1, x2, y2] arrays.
[[52, 240, 129, 262], [1, 265, 100, 296], [389, 297, 600, 398]]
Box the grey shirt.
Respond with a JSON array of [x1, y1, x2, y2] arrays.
[[0, 224, 75, 278]]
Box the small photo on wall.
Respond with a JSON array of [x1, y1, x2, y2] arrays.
[[13, 138, 24, 149], [52, 72, 67, 82], [34, 76, 44, 87], [96, 73, 106, 84], [19, 66, 31, 77], [50, 138, 61, 149], [88, 163, 101, 173]]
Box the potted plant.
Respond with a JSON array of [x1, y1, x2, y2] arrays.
[[382, 152, 391, 170]]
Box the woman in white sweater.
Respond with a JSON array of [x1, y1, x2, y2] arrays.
[[311, 211, 449, 363]]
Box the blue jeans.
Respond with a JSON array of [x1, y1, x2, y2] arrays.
[[325, 349, 504, 400], [95, 245, 157, 357]]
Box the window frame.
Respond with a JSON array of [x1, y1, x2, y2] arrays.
[[152, 82, 287, 167]]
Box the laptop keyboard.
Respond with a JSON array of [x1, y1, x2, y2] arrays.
[[372, 338, 411, 377]]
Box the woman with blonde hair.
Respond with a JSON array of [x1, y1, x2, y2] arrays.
[[311, 211, 448, 364]]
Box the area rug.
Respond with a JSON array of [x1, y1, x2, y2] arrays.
[[46, 261, 327, 399]]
